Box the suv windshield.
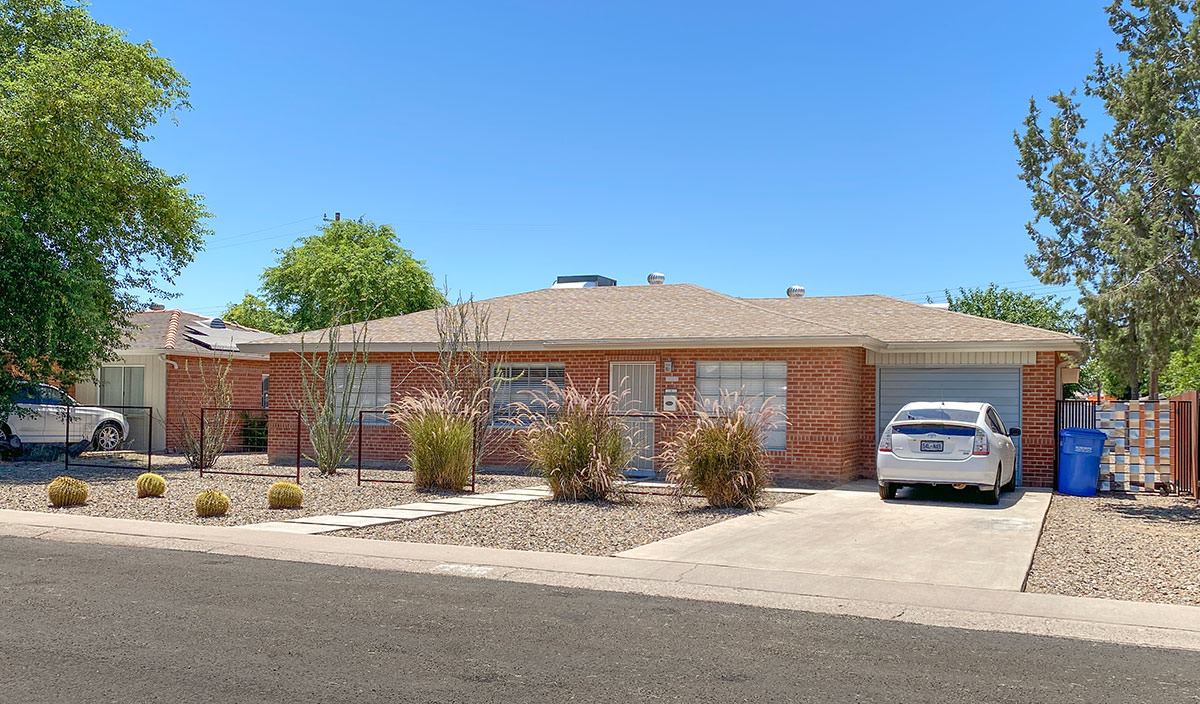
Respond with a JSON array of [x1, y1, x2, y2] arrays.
[[898, 408, 979, 423]]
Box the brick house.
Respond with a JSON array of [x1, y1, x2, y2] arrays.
[[72, 308, 274, 452], [240, 279, 1081, 487]]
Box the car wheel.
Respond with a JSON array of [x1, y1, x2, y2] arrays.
[[0, 424, 18, 459], [1001, 465, 1016, 493], [982, 465, 1001, 505], [878, 482, 897, 500], [92, 422, 122, 452]]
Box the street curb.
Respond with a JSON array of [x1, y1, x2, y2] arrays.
[[2, 507, 1198, 652]]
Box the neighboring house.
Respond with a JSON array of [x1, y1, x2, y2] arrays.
[[73, 308, 275, 452], [240, 277, 1082, 487]]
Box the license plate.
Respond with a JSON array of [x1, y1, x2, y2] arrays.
[[919, 440, 944, 452]]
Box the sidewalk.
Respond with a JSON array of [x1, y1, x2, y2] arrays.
[[2, 506, 1198, 652]]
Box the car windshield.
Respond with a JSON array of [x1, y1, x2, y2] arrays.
[[899, 408, 979, 423]]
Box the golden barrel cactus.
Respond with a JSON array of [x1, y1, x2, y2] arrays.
[[195, 489, 231, 517], [267, 481, 303, 509], [48, 476, 89, 507], [136, 472, 166, 498]]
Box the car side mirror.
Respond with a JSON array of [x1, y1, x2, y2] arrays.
[[1008, 427, 1021, 437]]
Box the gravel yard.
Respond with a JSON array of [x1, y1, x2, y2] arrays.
[[0, 453, 538, 527], [1026, 492, 1200, 606], [346, 491, 796, 556]]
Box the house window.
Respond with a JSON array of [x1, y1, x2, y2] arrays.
[[490, 362, 566, 426], [333, 363, 391, 423], [695, 361, 787, 450], [261, 374, 270, 409], [99, 365, 145, 407]]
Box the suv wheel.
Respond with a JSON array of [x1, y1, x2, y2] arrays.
[[93, 422, 122, 452]]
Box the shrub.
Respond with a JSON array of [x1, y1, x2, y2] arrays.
[[239, 412, 268, 450], [662, 397, 779, 509], [267, 481, 303, 509], [48, 476, 89, 507], [518, 380, 634, 501], [388, 389, 479, 491], [195, 489, 231, 517], [136, 472, 166, 498]]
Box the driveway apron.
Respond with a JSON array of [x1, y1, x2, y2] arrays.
[[617, 480, 1052, 591]]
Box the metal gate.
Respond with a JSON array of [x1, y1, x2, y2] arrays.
[[610, 362, 655, 477], [1170, 397, 1198, 498], [1054, 400, 1097, 489]]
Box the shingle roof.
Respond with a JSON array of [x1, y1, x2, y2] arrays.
[[240, 284, 1080, 353], [123, 310, 275, 357], [743, 295, 1077, 345]]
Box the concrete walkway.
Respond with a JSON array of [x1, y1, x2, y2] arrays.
[[618, 481, 1051, 591], [2, 505, 1198, 652], [239, 486, 553, 534]]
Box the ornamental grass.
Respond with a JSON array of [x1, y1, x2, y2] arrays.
[[662, 395, 779, 509], [389, 389, 480, 491], [518, 380, 635, 501]]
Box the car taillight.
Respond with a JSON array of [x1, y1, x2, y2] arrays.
[[878, 429, 893, 453], [972, 429, 990, 455]]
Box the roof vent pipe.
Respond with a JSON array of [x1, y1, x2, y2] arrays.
[[786, 285, 805, 298], [647, 272, 666, 285]]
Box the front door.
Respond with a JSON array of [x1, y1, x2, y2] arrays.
[[610, 362, 656, 478]]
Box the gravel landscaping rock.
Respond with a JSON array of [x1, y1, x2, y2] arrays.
[[0, 454, 538, 527], [1026, 492, 1200, 606], [345, 491, 794, 556]]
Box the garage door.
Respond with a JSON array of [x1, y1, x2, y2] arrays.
[[877, 366, 1022, 475]]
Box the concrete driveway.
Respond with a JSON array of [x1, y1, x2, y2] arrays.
[[618, 481, 1052, 591]]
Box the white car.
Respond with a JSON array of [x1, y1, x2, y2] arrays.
[[876, 401, 1019, 504], [2, 384, 129, 455]]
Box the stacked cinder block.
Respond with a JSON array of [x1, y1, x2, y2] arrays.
[[1097, 401, 1172, 492]]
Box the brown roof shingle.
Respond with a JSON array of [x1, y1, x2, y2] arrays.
[[240, 284, 1079, 352], [123, 310, 275, 356]]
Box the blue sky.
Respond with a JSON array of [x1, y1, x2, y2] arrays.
[[91, 1, 1117, 315]]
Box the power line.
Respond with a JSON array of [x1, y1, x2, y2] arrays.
[[205, 214, 323, 245]]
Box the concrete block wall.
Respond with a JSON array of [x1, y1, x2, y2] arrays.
[[1097, 400, 1173, 492]]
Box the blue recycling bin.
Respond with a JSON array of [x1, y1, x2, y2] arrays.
[[1058, 428, 1108, 496]]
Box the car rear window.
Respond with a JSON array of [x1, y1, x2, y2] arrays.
[[897, 408, 978, 423]]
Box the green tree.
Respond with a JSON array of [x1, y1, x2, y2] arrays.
[[229, 218, 443, 333], [0, 0, 207, 417], [1160, 330, 1200, 396], [942, 284, 1077, 334], [1015, 0, 1200, 399], [221, 293, 291, 335]]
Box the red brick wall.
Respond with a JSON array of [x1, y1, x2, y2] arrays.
[[262, 347, 1064, 486], [266, 347, 869, 482], [1021, 351, 1058, 487], [164, 355, 269, 452]]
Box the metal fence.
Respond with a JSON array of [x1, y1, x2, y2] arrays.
[[355, 409, 477, 491], [1170, 397, 1199, 499], [197, 407, 301, 483], [64, 404, 153, 472], [1053, 400, 1098, 489]]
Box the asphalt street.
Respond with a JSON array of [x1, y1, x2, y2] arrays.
[[1, 536, 1197, 703]]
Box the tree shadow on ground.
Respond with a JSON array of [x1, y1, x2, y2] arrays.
[[1095, 494, 1200, 524]]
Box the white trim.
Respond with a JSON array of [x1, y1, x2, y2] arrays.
[[866, 350, 1037, 366]]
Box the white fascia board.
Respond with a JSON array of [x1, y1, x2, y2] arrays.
[[879, 339, 1082, 353]]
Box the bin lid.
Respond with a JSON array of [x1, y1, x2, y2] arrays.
[[1059, 427, 1108, 439]]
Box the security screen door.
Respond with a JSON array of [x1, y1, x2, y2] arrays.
[[610, 362, 656, 477]]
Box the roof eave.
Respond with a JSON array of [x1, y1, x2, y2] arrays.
[[879, 339, 1082, 353]]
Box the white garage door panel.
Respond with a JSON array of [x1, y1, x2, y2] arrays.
[[876, 367, 1022, 437]]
